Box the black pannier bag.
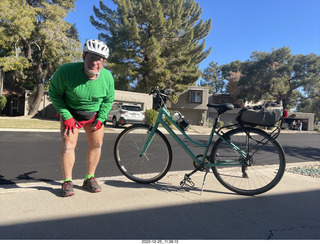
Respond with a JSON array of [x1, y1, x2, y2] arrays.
[[237, 101, 283, 126]]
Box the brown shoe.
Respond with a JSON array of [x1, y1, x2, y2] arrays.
[[82, 177, 102, 193]]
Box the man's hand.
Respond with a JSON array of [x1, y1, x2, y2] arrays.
[[63, 117, 77, 135], [92, 119, 102, 131]]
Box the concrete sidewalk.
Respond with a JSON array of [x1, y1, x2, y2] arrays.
[[0, 169, 319, 240]]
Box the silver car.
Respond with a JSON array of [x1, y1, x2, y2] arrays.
[[107, 103, 145, 127]]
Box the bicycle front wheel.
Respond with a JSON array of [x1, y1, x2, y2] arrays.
[[211, 127, 285, 195], [114, 124, 172, 184]]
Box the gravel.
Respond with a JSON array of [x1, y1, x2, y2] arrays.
[[286, 164, 320, 178]]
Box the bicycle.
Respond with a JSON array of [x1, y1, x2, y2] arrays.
[[113, 88, 286, 196]]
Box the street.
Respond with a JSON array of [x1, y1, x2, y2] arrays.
[[0, 130, 319, 185]]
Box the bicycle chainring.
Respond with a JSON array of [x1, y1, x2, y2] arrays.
[[193, 154, 210, 171]]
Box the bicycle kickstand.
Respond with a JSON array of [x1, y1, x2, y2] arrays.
[[200, 168, 210, 195]]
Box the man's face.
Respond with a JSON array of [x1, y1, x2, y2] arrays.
[[83, 53, 105, 75]]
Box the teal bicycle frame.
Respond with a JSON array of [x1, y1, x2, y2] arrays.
[[140, 106, 247, 168]]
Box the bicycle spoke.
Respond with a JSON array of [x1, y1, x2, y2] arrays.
[[114, 124, 172, 183], [211, 127, 285, 195]]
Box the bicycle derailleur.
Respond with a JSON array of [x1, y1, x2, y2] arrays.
[[239, 156, 254, 178]]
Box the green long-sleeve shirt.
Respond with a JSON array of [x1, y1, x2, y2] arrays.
[[49, 62, 115, 122]]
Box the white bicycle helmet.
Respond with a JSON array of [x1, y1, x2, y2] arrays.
[[83, 39, 109, 59]]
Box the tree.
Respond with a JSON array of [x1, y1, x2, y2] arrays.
[[221, 47, 320, 110], [200, 61, 225, 94], [0, 95, 7, 112], [0, 0, 82, 116], [219, 60, 242, 101], [297, 83, 320, 120], [90, 0, 212, 93]]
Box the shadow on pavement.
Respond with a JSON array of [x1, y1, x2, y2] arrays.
[[0, 171, 57, 186], [0, 171, 61, 196], [0, 189, 319, 240]]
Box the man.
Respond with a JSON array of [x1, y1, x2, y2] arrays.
[[49, 39, 115, 197]]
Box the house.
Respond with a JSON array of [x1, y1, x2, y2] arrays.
[[168, 88, 241, 126], [207, 93, 242, 126], [0, 70, 25, 116], [167, 87, 210, 125], [113, 90, 153, 111], [168, 88, 315, 131], [282, 112, 314, 131]]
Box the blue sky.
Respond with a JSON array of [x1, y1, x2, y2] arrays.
[[66, 0, 320, 71]]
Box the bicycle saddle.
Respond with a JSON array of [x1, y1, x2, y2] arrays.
[[207, 103, 234, 114]]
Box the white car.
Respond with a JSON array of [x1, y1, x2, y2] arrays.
[[107, 103, 145, 127], [315, 121, 320, 129]]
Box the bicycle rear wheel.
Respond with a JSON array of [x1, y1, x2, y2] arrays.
[[114, 124, 172, 184], [211, 127, 285, 195]]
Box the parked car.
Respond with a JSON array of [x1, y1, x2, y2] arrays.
[[315, 121, 320, 129], [107, 103, 145, 127]]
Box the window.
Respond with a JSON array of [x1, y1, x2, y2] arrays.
[[189, 91, 202, 103], [11, 98, 19, 115], [121, 105, 142, 111]]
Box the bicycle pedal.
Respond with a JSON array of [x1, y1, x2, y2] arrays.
[[180, 175, 195, 188], [242, 172, 249, 178]]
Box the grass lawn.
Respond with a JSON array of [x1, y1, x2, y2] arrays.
[[0, 117, 61, 129]]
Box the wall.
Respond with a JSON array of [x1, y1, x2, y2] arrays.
[[113, 90, 153, 111], [25, 90, 57, 119]]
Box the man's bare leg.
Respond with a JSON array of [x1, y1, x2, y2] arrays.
[[82, 123, 104, 192], [60, 119, 80, 181]]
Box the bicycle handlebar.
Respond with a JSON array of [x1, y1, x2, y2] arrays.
[[149, 87, 174, 96], [149, 87, 174, 108]]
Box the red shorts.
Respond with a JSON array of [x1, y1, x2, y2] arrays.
[[75, 115, 97, 129], [56, 112, 97, 129]]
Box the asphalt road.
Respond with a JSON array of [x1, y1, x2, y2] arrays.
[[0, 130, 319, 185]]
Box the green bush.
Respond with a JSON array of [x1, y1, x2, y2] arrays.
[[145, 109, 158, 125], [0, 96, 7, 112], [217, 120, 224, 128], [164, 110, 173, 127], [145, 109, 173, 127], [226, 122, 236, 129]]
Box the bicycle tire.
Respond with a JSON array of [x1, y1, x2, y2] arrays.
[[211, 127, 285, 195], [114, 124, 172, 184]]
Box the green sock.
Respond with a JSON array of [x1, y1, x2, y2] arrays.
[[85, 174, 95, 180], [64, 178, 72, 182]]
